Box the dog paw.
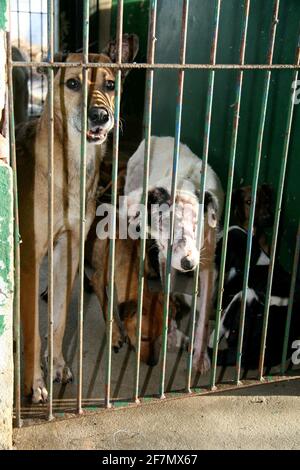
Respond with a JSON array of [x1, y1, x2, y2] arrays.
[[30, 379, 48, 404], [53, 363, 73, 384], [112, 338, 125, 353], [193, 350, 211, 375], [112, 325, 125, 353]]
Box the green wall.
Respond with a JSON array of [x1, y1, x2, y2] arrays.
[[111, 0, 150, 119], [151, 0, 300, 272]]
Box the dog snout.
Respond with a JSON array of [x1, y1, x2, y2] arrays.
[[88, 107, 109, 126], [180, 256, 195, 271], [144, 340, 161, 367]]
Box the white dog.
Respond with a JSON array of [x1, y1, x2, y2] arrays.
[[124, 136, 224, 373]]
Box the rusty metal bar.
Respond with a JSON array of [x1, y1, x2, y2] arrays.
[[186, 0, 222, 392], [7, 13, 22, 428], [46, 0, 54, 422], [11, 61, 300, 71], [16, 0, 21, 49], [236, 0, 280, 385], [259, 36, 300, 379], [159, 0, 190, 400], [281, 222, 300, 374], [28, 0, 33, 115], [134, 0, 157, 404], [77, 0, 90, 415], [40, 0, 45, 107], [105, 0, 123, 409], [210, 0, 250, 390]]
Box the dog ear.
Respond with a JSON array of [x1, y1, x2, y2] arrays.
[[119, 301, 137, 320], [102, 33, 139, 78], [204, 191, 218, 228], [37, 51, 68, 76]]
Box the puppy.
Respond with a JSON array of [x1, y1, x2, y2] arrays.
[[88, 232, 171, 366], [231, 184, 274, 254], [16, 35, 139, 403]]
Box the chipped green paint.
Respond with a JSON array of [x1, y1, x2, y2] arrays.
[[0, 166, 13, 335], [0, 0, 7, 31], [0, 315, 5, 335]]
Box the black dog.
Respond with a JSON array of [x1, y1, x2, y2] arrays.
[[209, 185, 300, 371]]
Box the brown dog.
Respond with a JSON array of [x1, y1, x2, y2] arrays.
[[88, 233, 169, 366], [16, 35, 139, 403], [232, 184, 274, 253]]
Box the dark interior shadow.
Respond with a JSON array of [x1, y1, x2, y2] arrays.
[[86, 332, 106, 399], [140, 366, 154, 397], [216, 376, 300, 397], [112, 345, 132, 399]]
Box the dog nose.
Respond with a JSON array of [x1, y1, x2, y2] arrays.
[[146, 354, 159, 367], [88, 107, 109, 125], [181, 256, 194, 271]]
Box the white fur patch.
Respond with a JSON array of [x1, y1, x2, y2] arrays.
[[227, 267, 237, 282], [270, 296, 289, 307], [257, 250, 270, 266]]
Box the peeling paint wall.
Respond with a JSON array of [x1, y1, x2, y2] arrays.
[[0, 0, 14, 451]]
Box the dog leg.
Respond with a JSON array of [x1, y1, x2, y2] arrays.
[[193, 268, 214, 374], [21, 257, 48, 403], [45, 231, 79, 384]]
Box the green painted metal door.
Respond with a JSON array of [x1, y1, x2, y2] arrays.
[[150, 0, 300, 271]]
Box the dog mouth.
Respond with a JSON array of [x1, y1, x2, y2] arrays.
[[86, 126, 108, 143]]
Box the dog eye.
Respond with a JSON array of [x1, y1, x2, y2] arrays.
[[66, 78, 81, 91], [245, 199, 251, 206], [105, 80, 115, 91]]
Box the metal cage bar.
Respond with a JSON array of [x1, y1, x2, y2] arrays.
[[134, 0, 157, 404], [77, 0, 90, 415], [16, 0, 21, 49], [281, 221, 300, 374], [28, 0, 34, 116], [40, 0, 45, 107], [11, 61, 300, 71], [236, 0, 280, 384], [209, 0, 250, 390], [105, 0, 124, 409], [186, 0, 222, 392], [46, 0, 54, 422], [258, 33, 300, 379], [159, 0, 190, 400], [7, 11, 22, 428]]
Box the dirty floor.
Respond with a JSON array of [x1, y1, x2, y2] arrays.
[[14, 379, 300, 450]]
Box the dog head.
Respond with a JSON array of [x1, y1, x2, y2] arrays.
[[120, 292, 173, 366], [127, 186, 219, 273], [48, 34, 139, 145], [232, 184, 274, 230]]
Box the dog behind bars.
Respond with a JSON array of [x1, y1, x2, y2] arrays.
[[16, 35, 139, 403], [124, 136, 224, 373], [85, 222, 171, 367]]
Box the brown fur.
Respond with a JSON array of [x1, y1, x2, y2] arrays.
[[232, 184, 274, 254], [16, 36, 139, 403], [89, 235, 169, 366]]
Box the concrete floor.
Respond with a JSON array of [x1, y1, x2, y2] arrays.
[[15, 255, 300, 449], [14, 379, 300, 450], [19, 260, 275, 411]]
